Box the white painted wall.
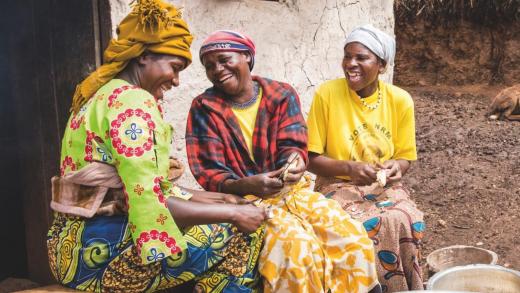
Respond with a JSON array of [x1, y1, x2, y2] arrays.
[[109, 0, 395, 188]]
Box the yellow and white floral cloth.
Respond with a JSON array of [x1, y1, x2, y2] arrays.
[[246, 178, 380, 293]]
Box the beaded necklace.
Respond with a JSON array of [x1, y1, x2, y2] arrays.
[[359, 84, 382, 111], [230, 81, 260, 109]]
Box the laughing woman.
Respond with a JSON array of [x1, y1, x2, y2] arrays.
[[186, 30, 381, 293], [47, 1, 266, 292], [307, 25, 425, 292]]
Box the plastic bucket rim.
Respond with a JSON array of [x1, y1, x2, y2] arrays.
[[427, 264, 520, 290], [426, 245, 498, 273]]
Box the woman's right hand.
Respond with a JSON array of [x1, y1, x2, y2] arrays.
[[347, 161, 378, 186], [224, 170, 284, 198], [247, 170, 284, 197], [231, 204, 268, 233]]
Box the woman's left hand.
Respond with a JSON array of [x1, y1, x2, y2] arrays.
[[282, 152, 306, 185], [378, 160, 402, 184]]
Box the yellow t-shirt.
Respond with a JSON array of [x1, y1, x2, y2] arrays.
[[307, 78, 417, 178], [232, 87, 263, 161]]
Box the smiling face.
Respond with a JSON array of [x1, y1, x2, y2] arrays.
[[138, 53, 187, 99], [202, 51, 252, 99], [342, 42, 385, 98]]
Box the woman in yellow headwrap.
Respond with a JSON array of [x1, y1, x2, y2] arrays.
[[47, 1, 266, 292]]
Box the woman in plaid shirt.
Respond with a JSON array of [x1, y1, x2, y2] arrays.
[[186, 30, 381, 293]]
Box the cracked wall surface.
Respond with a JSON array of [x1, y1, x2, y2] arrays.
[[110, 0, 395, 188]]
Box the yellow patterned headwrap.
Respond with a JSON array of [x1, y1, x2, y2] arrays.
[[71, 0, 193, 113]]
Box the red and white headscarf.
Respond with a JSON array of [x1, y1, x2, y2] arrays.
[[199, 30, 256, 70]]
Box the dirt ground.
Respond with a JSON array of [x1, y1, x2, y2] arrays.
[[400, 84, 520, 275]]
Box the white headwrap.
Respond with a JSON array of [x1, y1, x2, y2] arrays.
[[344, 24, 396, 67]]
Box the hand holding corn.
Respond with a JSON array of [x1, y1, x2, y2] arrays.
[[279, 152, 305, 185]]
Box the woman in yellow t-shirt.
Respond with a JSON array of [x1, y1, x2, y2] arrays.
[[307, 24, 425, 292]]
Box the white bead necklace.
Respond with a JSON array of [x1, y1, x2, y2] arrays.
[[360, 85, 382, 111]]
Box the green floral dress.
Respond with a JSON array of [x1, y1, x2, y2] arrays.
[[47, 79, 263, 292]]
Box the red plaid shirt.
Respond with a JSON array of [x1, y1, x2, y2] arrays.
[[186, 76, 308, 192]]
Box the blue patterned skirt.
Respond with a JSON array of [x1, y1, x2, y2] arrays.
[[47, 213, 264, 292]]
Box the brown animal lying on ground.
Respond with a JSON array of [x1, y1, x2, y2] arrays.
[[487, 84, 520, 121]]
